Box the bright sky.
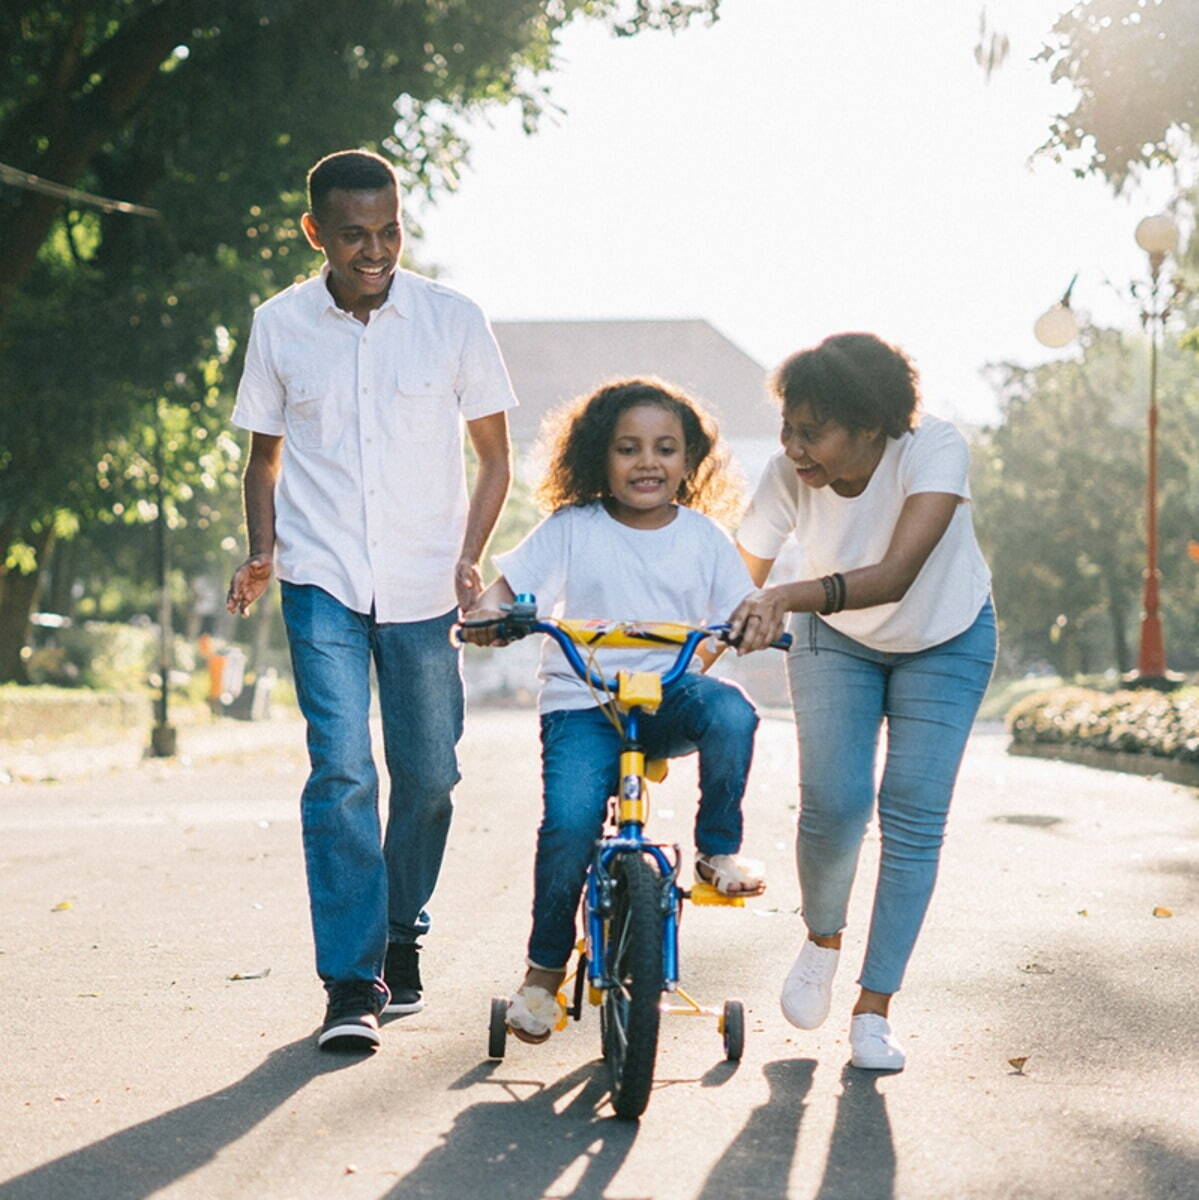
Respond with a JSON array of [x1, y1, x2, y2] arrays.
[[410, 0, 1182, 427]]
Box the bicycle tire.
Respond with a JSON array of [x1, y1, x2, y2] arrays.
[[599, 852, 664, 1120], [487, 996, 508, 1060], [722, 999, 745, 1062]]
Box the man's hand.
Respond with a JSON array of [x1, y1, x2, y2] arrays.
[[727, 586, 791, 654], [227, 553, 273, 617], [454, 558, 483, 612]]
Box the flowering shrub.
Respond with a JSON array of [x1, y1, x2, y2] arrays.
[[1007, 686, 1199, 763]]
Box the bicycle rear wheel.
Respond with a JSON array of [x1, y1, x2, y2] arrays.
[[599, 852, 664, 1120]]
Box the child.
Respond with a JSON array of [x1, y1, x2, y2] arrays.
[[464, 377, 764, 1044]]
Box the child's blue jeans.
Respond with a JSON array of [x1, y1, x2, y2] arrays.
[[527, 673, 759, 970], [787, 600, 997, 994]]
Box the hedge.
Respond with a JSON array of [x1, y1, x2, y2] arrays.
[[1007, 686, 1199, 764]]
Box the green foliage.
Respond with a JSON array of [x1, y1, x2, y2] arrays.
[[1008, 684, 1199, 762], [973, 323, 1199, 675], [0, 0, 719, 680], [25, 620, 156, 689], [1035, 0, 1199, 190]]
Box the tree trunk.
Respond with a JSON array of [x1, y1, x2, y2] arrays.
[[44, 536, 77, 617], [1101, 560, 1131, 674], [0, 525, 55, 683]]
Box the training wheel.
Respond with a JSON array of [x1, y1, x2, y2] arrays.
[[488, 995, 508, 1059], [722, 999, 745, 1062]]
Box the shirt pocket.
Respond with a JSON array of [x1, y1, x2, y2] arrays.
[[283, 376, 332, 451], [390, 363, 455, 446]]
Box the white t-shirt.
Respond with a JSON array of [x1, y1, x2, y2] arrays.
[[737, 414, 991, 653], [232, 267, 517, 622], [494, 503, 755, 713]]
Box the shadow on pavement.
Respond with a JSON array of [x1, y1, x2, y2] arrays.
[[696, 1058, 817, 1199], [0, 1036, 361, 1200], [814, 1065, 896, 1200], [384, 1060, 638, 1199]]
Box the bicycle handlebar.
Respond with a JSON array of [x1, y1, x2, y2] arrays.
[[456, 594, 791, 694]]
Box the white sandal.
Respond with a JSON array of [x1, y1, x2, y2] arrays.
[[695, 852, 766, 897], [506, 984, 564, 1044]]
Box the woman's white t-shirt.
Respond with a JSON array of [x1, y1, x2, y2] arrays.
[[495, 503, 755, 713], [737, 414, 991, 653]]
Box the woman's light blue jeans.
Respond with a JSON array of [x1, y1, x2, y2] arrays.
[[280, 583, 463, 988], [787, 600, 996, 994], [529, 673, 759, 969]]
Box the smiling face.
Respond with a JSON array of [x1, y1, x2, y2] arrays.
[[780, 401, 886, 497], [604, 403, 688, 528], [301, 185, 402, 318]]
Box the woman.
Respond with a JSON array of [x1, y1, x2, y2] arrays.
[[728, 332, 996, 1071]]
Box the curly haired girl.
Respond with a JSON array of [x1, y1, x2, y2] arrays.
[[464, 376, 764, 1044]]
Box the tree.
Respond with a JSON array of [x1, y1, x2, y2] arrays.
[[973, 324, 1199, 676], [1032, 0, 1199, 191], [0, 0, 719, 680]]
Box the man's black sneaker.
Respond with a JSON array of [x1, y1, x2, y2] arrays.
[[317, 980, 388, 1051], [383, 943, 424, 1015]]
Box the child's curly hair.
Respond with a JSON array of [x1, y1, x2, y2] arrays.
[[534, 377, 743, 525]]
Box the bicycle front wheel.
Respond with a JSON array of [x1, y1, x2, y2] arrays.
[[600, 852, 664, 1120]]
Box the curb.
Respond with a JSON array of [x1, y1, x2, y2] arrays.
[[1007, 739, 1199, 789]]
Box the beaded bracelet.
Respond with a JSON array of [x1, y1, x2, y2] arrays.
[[819, 572, 848, 615]]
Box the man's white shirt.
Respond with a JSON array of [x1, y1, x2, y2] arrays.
[[232, 267, 517, 622]]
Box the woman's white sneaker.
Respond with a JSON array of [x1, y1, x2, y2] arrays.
[[850, 1013, 906, 1071], [780, 939, 839, 1029]]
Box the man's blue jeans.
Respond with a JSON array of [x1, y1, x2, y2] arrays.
[[280, 583, 463, 987], [787, 600, 997, 994], [528, 673, 759, 969]]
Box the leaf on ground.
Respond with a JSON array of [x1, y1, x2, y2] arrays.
[[51, 901, 72, 912], [228, 967, 271, 981], [1152, 906, 1173, 918], [1007, 1056, 1030, 1074], [1018, 963, 1053, 974], [1077, 909, 1088, 917]]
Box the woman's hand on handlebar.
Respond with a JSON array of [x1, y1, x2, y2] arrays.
[[727, 586, 790, 655]]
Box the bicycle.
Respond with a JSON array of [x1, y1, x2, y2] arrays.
[[458, 594, 790, 1119]]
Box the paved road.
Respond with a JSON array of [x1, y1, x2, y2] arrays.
[[1, 711, 1196, 1199]]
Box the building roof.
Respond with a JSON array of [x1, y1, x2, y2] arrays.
[[491, 318, 779, 444]]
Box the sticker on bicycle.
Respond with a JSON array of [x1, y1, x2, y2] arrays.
[[621, 775, 642, 800]]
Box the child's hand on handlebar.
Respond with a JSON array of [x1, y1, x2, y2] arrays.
[[727, 587, 789, 655], [459, 607, 508, 646]]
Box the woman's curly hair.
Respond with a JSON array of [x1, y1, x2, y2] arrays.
[[534, 377, 743, 526], [771, 332, 921, 438]]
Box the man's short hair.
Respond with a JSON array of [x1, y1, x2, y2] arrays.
[[307, 150, 397, 221]]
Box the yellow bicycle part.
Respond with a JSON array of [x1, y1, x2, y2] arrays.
[[659, 985, 721, 1020], [555, 618, 704, 650], [688, 881, 747, 907], [616, 670, 662, 713], [618, 748, 647, 824]]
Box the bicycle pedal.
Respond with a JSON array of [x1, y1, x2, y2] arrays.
[[554, 992, 570, 1031], [688, 882, 746, 907]]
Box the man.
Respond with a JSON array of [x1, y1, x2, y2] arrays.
[[226, 149, 515, 1051]]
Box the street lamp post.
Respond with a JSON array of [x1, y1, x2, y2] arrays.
[[149, 399, 177, 757], [1130, 215, 1181, 683], [1033, 213, 1184, 688]]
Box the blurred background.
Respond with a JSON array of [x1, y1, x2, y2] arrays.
[[1, 0, 1196, 748]]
